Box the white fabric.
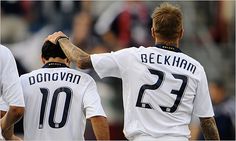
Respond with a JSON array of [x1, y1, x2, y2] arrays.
[[91, 46, 214, 139], [132, 135, 188, 141], [0, 97, 8, 111], [193, 70, 214, 117], [20, 67, 106, 140], [0, 45, 25, 107], [0, 45, 25, 139]]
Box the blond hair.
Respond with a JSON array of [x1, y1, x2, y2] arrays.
[[151, 2, 183, 40]]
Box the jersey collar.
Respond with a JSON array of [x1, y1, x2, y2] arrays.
[[42, 62, 69, 68], [155, 44, 182, 52]]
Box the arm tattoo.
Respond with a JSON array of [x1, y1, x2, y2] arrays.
[[200, 117, 220, 140], [58, 38, 92, 69]]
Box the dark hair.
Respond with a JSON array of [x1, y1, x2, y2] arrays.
[[41, 41, 67, 60]]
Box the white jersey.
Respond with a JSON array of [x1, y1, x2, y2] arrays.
[[0, 45, 25, 139], [0, 45, 25, 107], [0, 97, 8, 111], [20, 63, 106, 140], [91, 45, 214, 139]]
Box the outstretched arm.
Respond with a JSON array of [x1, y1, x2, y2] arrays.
[[58, 38, 92, 69], [200, 117, 220, 140], [46, 31, 92, 69]]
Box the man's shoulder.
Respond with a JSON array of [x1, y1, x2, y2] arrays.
[[19, 69, 40, 80], [114, 47, 138, 53], [138, 45, 204, 66], [143, 46, 205, 74], [111, 47, 142, 57], [0, 45, 13, 59], [19, 68, 95, 86], [0, 44, 10, 53], [60, 68, 95, 82]]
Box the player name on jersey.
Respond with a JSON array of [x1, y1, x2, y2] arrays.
[[141, 53, 196, 74], [29, 72, 81, 85]]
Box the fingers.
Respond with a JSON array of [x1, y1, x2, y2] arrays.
[[45, 31, 67, 45]]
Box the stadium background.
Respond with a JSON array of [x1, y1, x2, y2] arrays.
[[0, 1, 235, 140]]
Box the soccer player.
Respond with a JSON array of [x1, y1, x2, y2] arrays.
[[46, 2, 219, 141], [0, 45, 25, 140], [19, 41, 109, 140]]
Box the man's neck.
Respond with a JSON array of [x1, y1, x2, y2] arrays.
[[42, 62, 69, 68], [155, 37, 179, 48], [43, 58, 69, 67], [45, 58, 66, 64]]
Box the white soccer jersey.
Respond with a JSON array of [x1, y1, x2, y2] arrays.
[[0, 97, 8, 140], [0, 97, 8, 112], [0, 45, 25, 139], [0, 45, 25, 107], [20, 63, 106, 140], [91, 45, 214, 140]]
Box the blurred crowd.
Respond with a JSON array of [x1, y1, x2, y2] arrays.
[[1, 1, 235, 140]]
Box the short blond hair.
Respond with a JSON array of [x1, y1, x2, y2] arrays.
[[151, 2, 183, 40]]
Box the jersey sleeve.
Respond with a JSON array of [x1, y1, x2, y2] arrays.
[[0, 97, 9, 111], [91, 48, 134, 79], [83, 78, 106, 119], [193, 69, 214, 117], [1, 47, 25, 107]]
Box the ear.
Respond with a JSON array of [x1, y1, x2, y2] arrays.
[[41, 56, 46, 64], [151, 27, 156, 39], [179, 27, 184, 39]]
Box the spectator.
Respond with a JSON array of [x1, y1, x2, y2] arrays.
[[95, 1, 152, 50], [204, 80, 235, 140]]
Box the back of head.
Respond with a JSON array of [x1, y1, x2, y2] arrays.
[[42, 41, 67, 60], [151, 2, 183, 40]]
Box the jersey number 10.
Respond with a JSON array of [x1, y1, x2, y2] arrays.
[[39, 87, 72, 129], [136, 69, 188, 113]]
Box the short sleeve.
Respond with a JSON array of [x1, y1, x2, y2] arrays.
[[193, 69, 214, 117], [91, 47, 135, 79], [0, 97, 9, 111], [83, 78, 106, 119], [1, 46, 25, 107]]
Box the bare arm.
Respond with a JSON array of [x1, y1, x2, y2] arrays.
[[200, 117, 220, 140], [90, 116, 110, 140], [1, 106, 24, 140], [189, 123, 201, 140], [1, 109, 23, 140], [0, 111, 13, 140], [0, 110, 6, 118], [46, 31, 92, 69], [3, 128, 22, 141], [58, 38, 92, 69]]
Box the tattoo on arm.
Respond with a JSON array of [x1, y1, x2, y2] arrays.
[[200, 117, 220, 140], [58, 38, 92, 69]]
